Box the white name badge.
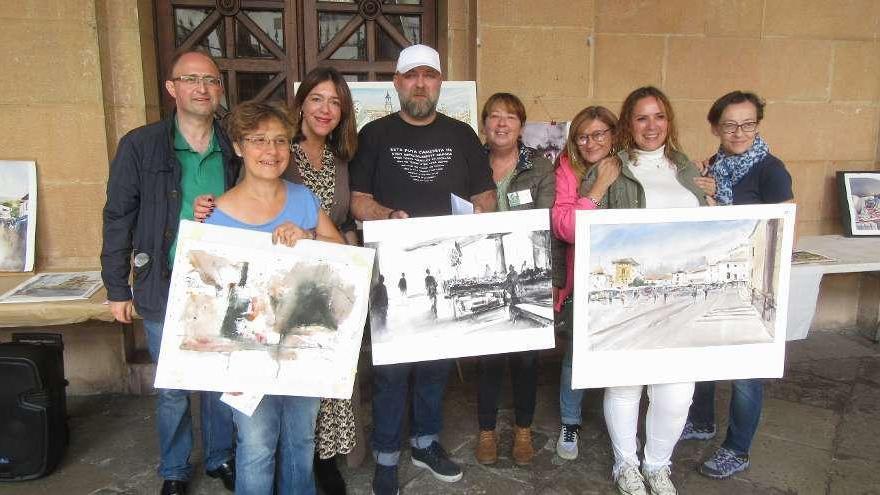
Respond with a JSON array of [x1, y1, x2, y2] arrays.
[[507, 189, 533, 208]]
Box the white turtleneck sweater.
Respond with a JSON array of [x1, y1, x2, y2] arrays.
[[628, 146, 699, 209]]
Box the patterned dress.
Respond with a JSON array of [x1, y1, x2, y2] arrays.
[[292, 142, 357, 459]]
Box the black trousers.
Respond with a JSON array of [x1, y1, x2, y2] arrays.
[[476, 350, 539, 430]]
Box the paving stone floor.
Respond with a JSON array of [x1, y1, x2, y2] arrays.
[[4, 329, 880, 494]]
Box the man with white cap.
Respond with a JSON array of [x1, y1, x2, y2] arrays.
[[350, 44, 496, 495]]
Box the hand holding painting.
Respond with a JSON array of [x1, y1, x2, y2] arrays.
[[192, 194, 215, 222], [271, 221, 315, 246]]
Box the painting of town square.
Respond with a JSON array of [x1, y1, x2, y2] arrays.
[[0, 271, 103, 303], [301, 81, 478, 132], [363, 209, 556, 365], [522, 121, 569, 164], [837, 171, 880, 236], [154, 221, 375, 399], [0, 160, 36, 272], [572, 205, 795, 388]]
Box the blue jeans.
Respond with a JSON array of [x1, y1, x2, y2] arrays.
[[688, 379, 764, 455], [371, 359, 451, 466], [144, 319, 235, 480], [233, 395, 320, 494], [559, 344, 585, 426]]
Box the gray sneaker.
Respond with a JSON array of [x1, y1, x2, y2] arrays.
[[641, 466, 677, 495], [680, 421, 716, 441], [614, 464, 648, 495], [699, 447, 750, 479], [556, 423, 579, 460]]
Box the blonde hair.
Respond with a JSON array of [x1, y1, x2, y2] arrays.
[[617, 86, 682, 161], [562, 106, 618, 182]]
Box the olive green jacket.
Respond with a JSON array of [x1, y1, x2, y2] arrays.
[[500, 146, 566, 288], [579, 149, 709, 208]]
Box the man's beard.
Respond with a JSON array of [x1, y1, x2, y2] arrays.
[[400, 92, 438, 119]]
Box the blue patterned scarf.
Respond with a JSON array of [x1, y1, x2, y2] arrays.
[[711, 134, 769, 205]]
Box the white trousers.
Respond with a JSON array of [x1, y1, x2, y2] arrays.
[[603, 382, 694, 474]]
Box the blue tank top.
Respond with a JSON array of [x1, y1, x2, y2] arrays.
[[205, 180, 321, 233]]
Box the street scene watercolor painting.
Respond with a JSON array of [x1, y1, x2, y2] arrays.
[[0, 160, 37, 272], [154, 221, 375, 399], [363, 210, 556, 365], [572, 204, 795, 389], [837, 172, 880, 236], [0, 271, 102, 303], [295, 81, 478, 132]]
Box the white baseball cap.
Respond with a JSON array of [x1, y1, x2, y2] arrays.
[[395, 44, 442, 74]]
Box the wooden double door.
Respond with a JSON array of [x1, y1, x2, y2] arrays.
[[155, 0, 436, 114]]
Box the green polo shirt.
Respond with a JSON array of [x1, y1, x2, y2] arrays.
[[168, 121, 225, 265]]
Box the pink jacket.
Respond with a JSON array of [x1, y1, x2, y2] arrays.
[[551, 152, 597, 311]]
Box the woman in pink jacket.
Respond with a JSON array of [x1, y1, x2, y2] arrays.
[[551, 106, 621, 461]]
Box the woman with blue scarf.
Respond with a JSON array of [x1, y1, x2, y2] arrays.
[[681, 90, 793, 479]]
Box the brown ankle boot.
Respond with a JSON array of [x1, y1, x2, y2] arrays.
[[475, 430, 497, 464], [512, 426, 535, 465]]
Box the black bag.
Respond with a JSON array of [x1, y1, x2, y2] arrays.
[[0, 333, 68, 481]]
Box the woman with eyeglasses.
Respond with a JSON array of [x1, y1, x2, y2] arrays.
[[196, 67, 362, 494], [473, 92, 561, 467], [597, 86, 714, 495], [550, 105, 620, 462], [206, 100, 344, 494], [681, 90, 792, 480]]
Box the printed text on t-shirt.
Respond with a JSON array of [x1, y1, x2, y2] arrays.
[[389, 147, 452, 183]]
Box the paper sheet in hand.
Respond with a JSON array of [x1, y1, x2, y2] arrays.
[[450, 194, 474, 215]]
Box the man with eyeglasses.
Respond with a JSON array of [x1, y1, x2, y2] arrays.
[[350, 44, 496, 495], [101, 50, 238, 495]]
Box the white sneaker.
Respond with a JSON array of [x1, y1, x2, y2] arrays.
[[641, 466, 677, 495], [614, 464, 648, 495], [556, 423, 579, 460]]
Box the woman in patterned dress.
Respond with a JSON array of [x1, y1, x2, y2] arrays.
[[286, 66, 360, 495]]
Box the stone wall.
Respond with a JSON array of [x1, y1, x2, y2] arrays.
[[0, 0, 156, 394], [455, 0, 880, 329]]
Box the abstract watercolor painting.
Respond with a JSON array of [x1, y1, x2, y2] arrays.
[[571, 204, 795, 389], [154, 220, 375, 399]]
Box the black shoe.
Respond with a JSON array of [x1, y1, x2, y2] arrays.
[[206, 458, 235, 492], [315, 454, 347, 495], [371, 464, 399, 495], [160, 480, 188, 495], [410, 441, 462, 483]]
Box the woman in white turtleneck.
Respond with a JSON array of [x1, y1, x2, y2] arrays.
[[589, 87, 714, 495]]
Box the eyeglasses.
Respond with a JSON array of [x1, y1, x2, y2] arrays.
[[242, 136, 290, 149], [172, 74, 222, 87], [719, 121, 758, 134], [576, 128, 612, 146]]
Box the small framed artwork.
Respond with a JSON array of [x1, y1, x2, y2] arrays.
[[837, 171, 880, 236]]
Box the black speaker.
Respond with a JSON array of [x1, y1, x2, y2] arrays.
[[0, 333, 68, 481]]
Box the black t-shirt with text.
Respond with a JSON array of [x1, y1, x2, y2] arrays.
[[349, 112, 495, 218]]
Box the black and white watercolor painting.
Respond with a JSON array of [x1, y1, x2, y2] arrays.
[[522, 121, 569, 164], [572, 204, 795, 389], [154, 221, 375, 399], [363, 210, 555, 365]]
